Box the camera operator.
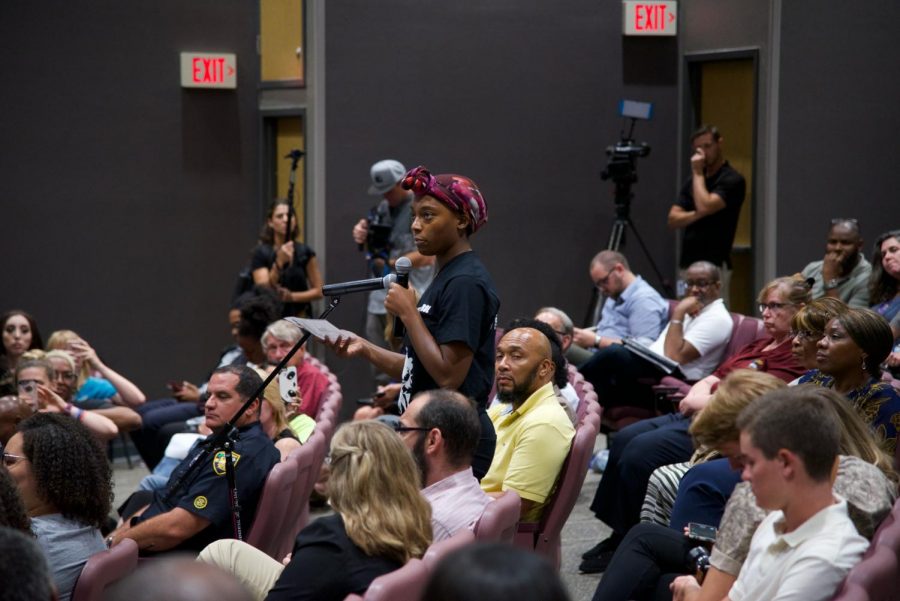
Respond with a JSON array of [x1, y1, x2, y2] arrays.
[[351, 159, 434, 385], [667, 125, 746, 301]]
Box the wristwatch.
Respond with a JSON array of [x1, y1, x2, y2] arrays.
[[594, 333, 602, 348], [824, 278, 843, 290]]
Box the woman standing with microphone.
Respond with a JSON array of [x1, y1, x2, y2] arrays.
[[329, 166, 499, 478]]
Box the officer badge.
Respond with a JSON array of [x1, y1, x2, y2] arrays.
[[193, 496, 208, 509], [212, 450, 242, 476]]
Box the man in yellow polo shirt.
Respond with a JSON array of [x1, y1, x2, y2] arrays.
[[481, 324, 576, 522]]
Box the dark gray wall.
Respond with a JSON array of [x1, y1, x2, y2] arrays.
[[0, 2, 260, 396], [324, 0, 680, 404], [776, 0, 900, 274]]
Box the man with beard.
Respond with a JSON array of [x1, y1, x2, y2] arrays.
[[801, 218, 871, 307], [481, 327, 575, 522], [396, 389, 492, 541]]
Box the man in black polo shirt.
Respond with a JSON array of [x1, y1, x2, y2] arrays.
[[108, 365, 280, 554], [668, 125, 746, 299]]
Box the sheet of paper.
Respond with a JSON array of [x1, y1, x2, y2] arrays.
[[284, 317, 347, 341]]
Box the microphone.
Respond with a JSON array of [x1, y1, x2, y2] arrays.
[[322, 274, 396, 296], [392, 257, 412, 338]]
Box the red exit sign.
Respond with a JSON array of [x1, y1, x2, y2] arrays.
[[180, 52, 237, 89], [623, 1, 677, 36]]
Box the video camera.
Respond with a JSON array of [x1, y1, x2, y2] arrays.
[[601, 100, 652, 187], [362, 208, 394, 276]]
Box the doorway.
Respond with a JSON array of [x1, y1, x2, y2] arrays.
[[685, 52, 758, 315]]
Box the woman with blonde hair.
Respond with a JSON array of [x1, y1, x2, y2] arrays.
[[45, 329, 145, 410], [199, 420, 432, 601]]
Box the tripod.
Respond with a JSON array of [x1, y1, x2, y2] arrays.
[[606, 180, 675, 298], [583, 180, 675, 327]]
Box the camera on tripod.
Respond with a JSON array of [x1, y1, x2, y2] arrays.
[[601, 99, 652, 187]]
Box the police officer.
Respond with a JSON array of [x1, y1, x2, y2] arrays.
[[108, 366, 280, 553]]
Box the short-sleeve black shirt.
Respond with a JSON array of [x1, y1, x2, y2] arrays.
[[676, 161, 746, 268], [397, 251, 500, 411], [137, 422, 280, 552], [251, 242, 316, 316]]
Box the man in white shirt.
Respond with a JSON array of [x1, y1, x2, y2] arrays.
[[671, 386, 869, 601], [396, 389, 492, 541]]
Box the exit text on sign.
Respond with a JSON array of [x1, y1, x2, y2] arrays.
[[180, 52, 237, 89], [623, 1, 677, 36]]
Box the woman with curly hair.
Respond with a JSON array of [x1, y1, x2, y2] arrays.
[[4, 412, 113, 600], [199, 420, 433, 601], [869, 229, 900, 321]]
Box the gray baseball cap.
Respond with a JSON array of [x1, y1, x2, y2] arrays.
[[368, 159, 407, 195]]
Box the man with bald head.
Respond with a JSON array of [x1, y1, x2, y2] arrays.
[[801, 219, 871, 307], [481, 325, 575, 521]]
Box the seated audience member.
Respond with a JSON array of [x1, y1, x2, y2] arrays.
[[15, 358, 118, 441], [136, 365, 303, 493], [199, 420, 432, 601], [5, 413, 113, 601], [869, 228, 900, 321], [423, 542, 571, 601], [45, 330, 146, 409], [255, 366, 303, 458], [108, 366, 280, 554], [579, 261, 732, 411], [799, 307, 900, 453], [396, 389, 492, 541], [260, 319, 330, 419], [581, 275, 807, 573], [533, 307, 580, 411], [788, 297, 849, 378], [670, 386, 874, 601], [481, 325, 575, 521], [801, 218, 871, 307], [106, 557, 253, 601], [0, 309, 43, 396], [45, 349, 141, 432], [638, 370, 786, 530], [569, 251, 669, 367], [130, 289, 281, 469], [0, 394, 34, 446], [0, 469, 31, 534], [0, 527, 56, 601], [596, 385, 897, 601]]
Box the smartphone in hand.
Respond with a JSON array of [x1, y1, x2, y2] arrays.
[[686, 522, 717, 543], [167, 381, 184, 393]]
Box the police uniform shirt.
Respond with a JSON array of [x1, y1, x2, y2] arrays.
[[136, 421, 280, 552]]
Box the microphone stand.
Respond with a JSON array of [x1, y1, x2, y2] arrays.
[[281, 149, 305, 290], [162, 296, 342, 540]]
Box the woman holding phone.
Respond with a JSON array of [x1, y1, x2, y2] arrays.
[[328, 166, 500, 478]]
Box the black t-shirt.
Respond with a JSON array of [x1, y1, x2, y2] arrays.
[[265, 513, 401, 601], [251, 242, 316, 316], [676, 161, 746, 268], [137, 422, 280, 552], [397, 251, 500, 411]]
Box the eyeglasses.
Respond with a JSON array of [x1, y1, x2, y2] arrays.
[[2, 452, 26, 468], [685, 280, 716, 289], [759, 302, 793, 313], [593, 272, 612, 289], [391, 423, 430, 434], [790, 330, 821, 342]]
